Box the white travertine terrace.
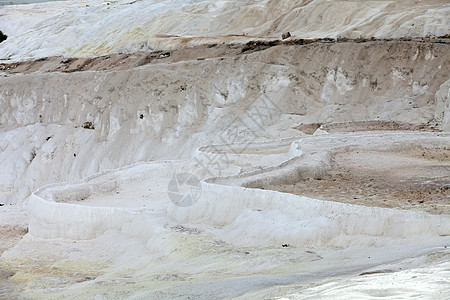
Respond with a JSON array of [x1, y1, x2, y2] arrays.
[[0, 0, 449, 298]]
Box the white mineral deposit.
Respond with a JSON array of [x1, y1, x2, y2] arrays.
[[0, 0, 449, 299]]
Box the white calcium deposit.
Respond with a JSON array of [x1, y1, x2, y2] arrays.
[[0, 0, 449, 299], [0, 0, 449, 61]]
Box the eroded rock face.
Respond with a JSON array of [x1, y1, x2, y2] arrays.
[[434, 79, 450, 131], [0, 40, 448, 204]]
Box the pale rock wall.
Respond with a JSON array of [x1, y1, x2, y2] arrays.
[[434, 79, 450, 131], [0, 42, 448, 204]]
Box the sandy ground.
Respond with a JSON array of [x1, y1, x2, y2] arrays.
[[267, 122, 449, 214], [0, 205, 27, 256], [0, 205, 27, 297], [269, 146, 450, 214]]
